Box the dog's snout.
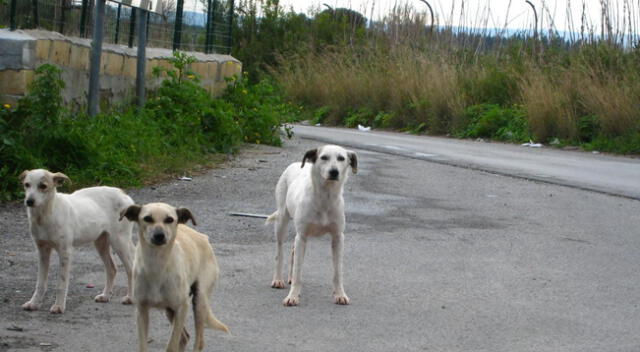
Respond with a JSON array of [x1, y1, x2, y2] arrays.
[[329, 169, 339, 179], [151, 231, 166, 245], [26, 198, 35, 207]]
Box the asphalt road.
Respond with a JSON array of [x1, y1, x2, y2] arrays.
[[293, 125, 640, 200], [1, 134, 639, 351]]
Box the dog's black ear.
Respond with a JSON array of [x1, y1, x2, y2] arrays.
[[176, 207, 197, 226], [348, 151, 358, 174], [120, 205, 141, 222], [19, 170, 29, 182], [52, 172, 71, 187], [301, 148, 318, 168]]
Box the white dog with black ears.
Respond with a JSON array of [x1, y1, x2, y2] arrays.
[[266, 145, 357, 306], [20, 169, 135, 314]]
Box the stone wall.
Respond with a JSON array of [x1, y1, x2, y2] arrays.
[[0, 29, 242, 109]]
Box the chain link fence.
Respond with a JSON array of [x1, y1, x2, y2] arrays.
[[0, 0, 234, 54]]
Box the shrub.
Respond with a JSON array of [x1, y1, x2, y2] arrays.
[[459, 104, 530, 142]]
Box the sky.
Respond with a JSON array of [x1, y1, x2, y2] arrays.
[[276, 0, 637, 34]]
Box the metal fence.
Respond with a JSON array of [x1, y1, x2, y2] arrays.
[[1, 0, 234, 54]]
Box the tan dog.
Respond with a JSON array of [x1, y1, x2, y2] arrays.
[[120, 202, 229, 352]]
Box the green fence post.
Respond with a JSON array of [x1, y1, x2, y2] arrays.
[[173, 0, 184, 51], [114, 3, 121, 43], [128, 7, 136, 48], [226, 0, 234, 54], [32, 0, 39, 28], [9, 0, 17, 30], [80, 0, 89, 37]]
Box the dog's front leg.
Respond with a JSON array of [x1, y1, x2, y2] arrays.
[[22, 243, 52, 311], [50, 246, 72, 314], [283, 234, 307, 306], [166, 303, 189, 352], [331, 232, 350, 305], [136, 305, 150, 352]]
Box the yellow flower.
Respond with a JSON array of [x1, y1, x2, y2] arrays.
[[187, 74, 195, 80], [256, 140, 261, 144], [242, 89, 248, 94], [3, 104, 10, 109]]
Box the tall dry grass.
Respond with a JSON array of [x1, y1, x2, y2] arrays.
[[271, 0, 640, 149]]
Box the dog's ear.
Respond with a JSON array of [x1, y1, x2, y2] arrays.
[[348, 151, 358, 174], [301, 148, 318, 168], [52, 172, 71, 187], [19, 170, 29, 182], [120, 205, 142, 222], [176, 207, 197, 226]]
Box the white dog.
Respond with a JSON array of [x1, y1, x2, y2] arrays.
[[120, 202, 229, 352], [266, 145, 357, 306], [20, 169, 135, 314]]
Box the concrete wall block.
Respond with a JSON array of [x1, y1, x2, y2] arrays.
[[122, 56, 137, 79], [69, 45, 90, 71], [104, 52, 124, 76], [190, 62, 208, 78], [50, 40, 71, 67], [0, 69, 33, 95], [35, 39, 51, 60]]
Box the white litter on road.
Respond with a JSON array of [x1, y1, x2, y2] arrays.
[[357, 124, 371, 131], [521, 140, 543, 148], [178, 176, 193, 181]]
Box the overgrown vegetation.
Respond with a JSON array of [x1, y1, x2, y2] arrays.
[[231, 0, 640, 155], [0, 53, 297, 200]]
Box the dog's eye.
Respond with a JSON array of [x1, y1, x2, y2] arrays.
[[164, 217, 174, 224], [143, 216, 153, 223], [24, 183, 30, 188], [38, 184, 47, 190], [337, 156, 345, 161], [320, 155, 329, 161]]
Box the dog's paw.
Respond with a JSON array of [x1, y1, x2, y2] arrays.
[[271, 280, 286, 289], [22, 301, 40, 311], [49, 304, 64, 314], [282, 295, 299, 306], [334, 294, 350, 305], [121, 296, 133, 305], [94, 294, 110, 303]]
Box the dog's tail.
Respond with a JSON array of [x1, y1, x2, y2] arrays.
[[205, 307, 230, 334], [265, 211, 278, 225]]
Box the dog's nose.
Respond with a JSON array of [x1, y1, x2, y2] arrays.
[[329, 169, 339, 179], [151, 232, 166, 245], [26, 199, 35, 207]]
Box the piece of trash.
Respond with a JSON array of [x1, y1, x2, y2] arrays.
[[7, 325, 23, 332], [40, 343, 52, 346], [86, 284, 95, 288], [178, 176, 192, 181], [475, 138, 485, 142], [592, 151, 600, 154], [550, 138, 560, 145], [315, 123, 322, 127], [228, 212, 269, 219], [521, 140, 542, 148], [357, 124, 371, 132]]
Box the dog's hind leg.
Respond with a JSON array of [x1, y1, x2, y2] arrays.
[[22, 242, 52, 311], [94, 231, 116, 303], [110, 225, 135, 304], [165, 306, 190, 352], [271, 213, 289, 289], [288, 243, 294, 284]]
